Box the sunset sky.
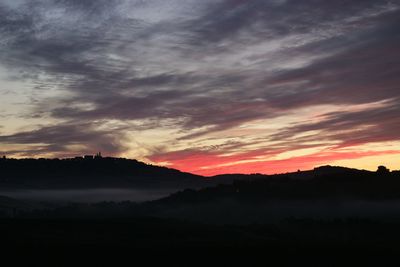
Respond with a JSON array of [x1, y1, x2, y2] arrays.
[[0, 0, 399, 176]]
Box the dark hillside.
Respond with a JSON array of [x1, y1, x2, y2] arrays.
[[0, 157, 205, 189]]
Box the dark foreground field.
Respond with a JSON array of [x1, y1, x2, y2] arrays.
[[2, 217, 400, 266], [2, 165, 400, 265]]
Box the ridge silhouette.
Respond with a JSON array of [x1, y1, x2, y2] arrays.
[[0, 156, 210, 189], [0, 156, 398, 191]]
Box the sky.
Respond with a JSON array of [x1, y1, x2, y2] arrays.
[[0, 0, 399, 176]]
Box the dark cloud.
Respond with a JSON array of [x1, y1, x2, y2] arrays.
[[266, 24, 400, 107], [0, 122, 128, 155], [271, 99, 400, 148], [184, 0, 379, 44]]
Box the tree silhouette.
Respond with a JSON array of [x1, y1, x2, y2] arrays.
[[377, 165, 390, 175]]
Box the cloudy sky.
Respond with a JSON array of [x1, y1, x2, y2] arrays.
[[0, 0, 399, 175]]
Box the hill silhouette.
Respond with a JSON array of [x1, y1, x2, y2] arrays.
[[161, 165, 399, 202], [7, 164, 399, 222], [100, 165, 391, 223], [0, 156, 245, 190], [1, 156, 398, 198]]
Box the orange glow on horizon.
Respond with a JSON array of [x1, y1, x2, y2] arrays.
[[151, 150, 400, 176]]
